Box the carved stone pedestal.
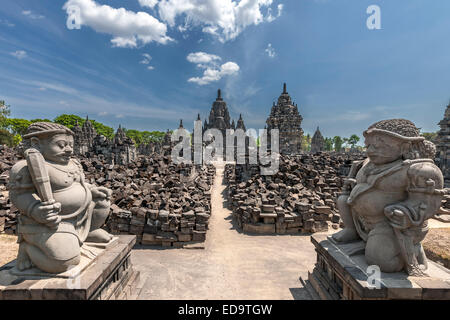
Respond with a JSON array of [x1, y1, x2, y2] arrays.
[[301, 234, 450, 300], [0, 235, 139, 300]]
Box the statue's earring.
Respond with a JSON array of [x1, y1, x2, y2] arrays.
[[30, 137, 40, 150], [401, 142, 413, 160]]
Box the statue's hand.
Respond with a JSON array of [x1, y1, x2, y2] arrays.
[[91, 187, 112, 201], [31, 202, 62, 228], [384, 205, 411, 230]]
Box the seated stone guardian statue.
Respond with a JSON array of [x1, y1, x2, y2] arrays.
[[8, 122, 114, 274], [332, 119, 445, 276]]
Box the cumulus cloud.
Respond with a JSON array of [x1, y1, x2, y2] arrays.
[[150, 0, 283, 42], [10, 50, 27, 60], [22, 10, 45, 20], [187, 52, 239, 85], [187, 52, 221, 65], [63, 0, 172, 48], [265, 43, 275, 58]]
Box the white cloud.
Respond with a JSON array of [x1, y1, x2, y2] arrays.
[[0, 19, 15, 27], [139, 53, 155, 70], [155, 0, 283, 42], [22, 10, 45, 20], [63, 0, 173, 48], [116, 114, 125, 118], [187, 52, 221, 65], [139, 0, 159, 9], [140, 53, 152, 64], [187, 52, 239, 85], [98, 111, 108, 116], [266, 3, 283, 22], [265, 43, 275, 58], [10, 50, 27, 60]]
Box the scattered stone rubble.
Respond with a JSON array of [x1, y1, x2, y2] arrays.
[[79, 154, 216, 247], [224, 152, 366, 234], [0, 145, 20, 235], [0, 145, 216, 246]]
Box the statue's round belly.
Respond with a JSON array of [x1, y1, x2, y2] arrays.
[[352, 190, 406, 220], [53, 183, 88, 215]]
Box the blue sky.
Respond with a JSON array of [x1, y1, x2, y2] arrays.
[[1, 0, 450, 141]]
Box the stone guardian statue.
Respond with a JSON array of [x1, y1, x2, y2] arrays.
[[8, 122, 114, 274], [332, 119, 445, 276]]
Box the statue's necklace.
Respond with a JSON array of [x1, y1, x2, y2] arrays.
[[47, 162, 80, 179]]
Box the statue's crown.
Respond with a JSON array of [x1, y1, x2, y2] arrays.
[[23, 122, 74, 139], [364, 119, 424, 142]]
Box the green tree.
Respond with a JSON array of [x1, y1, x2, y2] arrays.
[[324, 137, 333, 151], [53, 114, 114, 139], [347, 134, 360, 149], [301, 134, 311, 151], [30, 118, 52, 123], [125, 129, 143, 145], [333, 136, 343, 152], [0, 129, 13, 146], [6, 118, 31, 135], [0, 100, 11, 129], [421, 132, 438, 142], [91, 120, 114, 139], [54, 114, 83, 128]]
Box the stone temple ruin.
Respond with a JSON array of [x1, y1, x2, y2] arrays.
[[311, 127, 325, 153], [73, 117, 137, 165], [436, 102, 450, 187], [266, 83, 304, 155]]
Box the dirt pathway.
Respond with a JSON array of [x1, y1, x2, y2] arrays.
[[132, 161, 322, 300]]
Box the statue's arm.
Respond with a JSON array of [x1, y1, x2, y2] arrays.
[[8, 161, 41, 218], [384, 162, 444, 229], [342, 159, 366, 193]]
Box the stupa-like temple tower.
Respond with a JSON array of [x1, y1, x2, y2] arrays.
[[436, 102, 450, 186], [266, 83, 304, 155], [236, 114, 246, 132], [205, 89, 232, 134], [311, 126, 325, 153], [73, 116, 97, 155]]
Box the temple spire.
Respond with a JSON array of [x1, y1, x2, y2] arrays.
[[283, 83, 287, 94], [179, 119, 183, 128], [197, 113, 201, 121], [217, 89, 222, 100]]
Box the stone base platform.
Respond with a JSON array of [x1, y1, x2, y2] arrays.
[[301, 234, 450, 300], [0, 235, 139, 300]]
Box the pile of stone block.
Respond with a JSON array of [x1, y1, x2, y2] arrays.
[[224, 152, 366, 234], [78, 154, 216, 246], [0, 145, 216, 245], [0, 145, 20, 235]]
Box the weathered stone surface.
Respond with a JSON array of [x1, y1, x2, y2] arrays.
[[225, 152, 365, 235], [0, 235, 138, 300], [303, 234, 450, 300], [266, 83, 304, 155]]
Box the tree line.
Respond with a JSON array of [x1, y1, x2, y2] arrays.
[[0, 101, 165, 147], [0, 99, 441, 149]]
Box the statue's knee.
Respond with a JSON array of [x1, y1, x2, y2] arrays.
[[365, 231, 403, 273], [42, 232, 80, 261]]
